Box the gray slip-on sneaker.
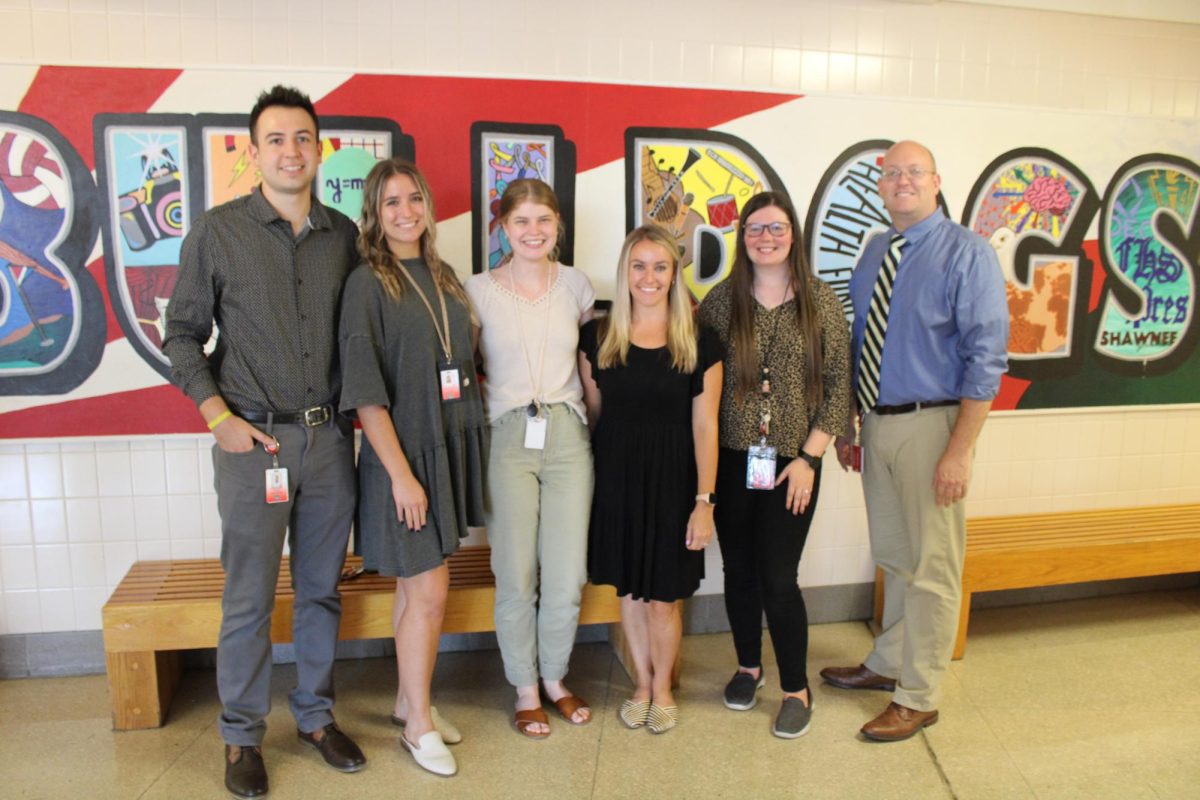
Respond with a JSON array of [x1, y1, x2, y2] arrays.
[[723, 671, 766, 711], [772, 695, 813, 739]]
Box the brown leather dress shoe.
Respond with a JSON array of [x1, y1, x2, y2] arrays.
[[224, 745, 268, 798], [860, 702, 938, 741], [819, 664, 897, 692], [298, 723, 366, 772]]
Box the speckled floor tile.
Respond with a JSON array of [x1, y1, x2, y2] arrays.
[[2, 591, 1198, 799]]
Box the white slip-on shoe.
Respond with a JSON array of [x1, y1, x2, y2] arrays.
[[400, 730, 457, 777], [391, 706, 462, 745]]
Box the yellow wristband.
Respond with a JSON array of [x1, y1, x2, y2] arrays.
[[207, 410, 233, 431]]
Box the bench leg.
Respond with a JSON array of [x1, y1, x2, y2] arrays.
[[607, 623, 681, 690], [106, 650, 182, 730], [952, 592, 971, 661]]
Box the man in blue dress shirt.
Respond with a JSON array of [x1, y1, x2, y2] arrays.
[[823, 140, 1009, 741]]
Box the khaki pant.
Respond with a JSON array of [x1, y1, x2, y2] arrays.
[[861, 405, 966, 712]]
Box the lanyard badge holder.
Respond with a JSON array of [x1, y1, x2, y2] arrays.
[[746, 366, 777, 490], [439, 358, 463, 402], [397, 260, 464, 405], [524, 400, 548, 449], [506, 263, 553, 451], [264, 438, 289, 504]]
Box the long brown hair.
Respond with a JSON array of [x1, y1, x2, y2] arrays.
[[728, 192, 824, 410], [357, 157, 469, 307]]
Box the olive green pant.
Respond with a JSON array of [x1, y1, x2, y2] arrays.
[[485, 405, 594, 687]]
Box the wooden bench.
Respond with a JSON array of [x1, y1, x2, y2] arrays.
[[102, 546, 621, 730], [872, 503, 1200, 660]]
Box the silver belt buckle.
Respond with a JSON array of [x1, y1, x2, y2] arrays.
[[303, 405, 331, 427]]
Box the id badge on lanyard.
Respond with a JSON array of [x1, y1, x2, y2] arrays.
[[264, 438, 289, 504], [746, 443, 777, 490], [439, 357, 463, 403], [524, 402, 547, 450], [746, 364, 776, 490]]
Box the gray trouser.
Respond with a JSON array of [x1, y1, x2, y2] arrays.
[[213, 419, 355, 745], [861, 405, 966, 712], [486, 405, 593, 687]]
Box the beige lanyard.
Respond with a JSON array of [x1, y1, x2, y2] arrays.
[[506, 262, 554, 416], [396, 260, 453, 361]]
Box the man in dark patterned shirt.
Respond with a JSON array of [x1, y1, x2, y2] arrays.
[[164, 85, 365, 798]]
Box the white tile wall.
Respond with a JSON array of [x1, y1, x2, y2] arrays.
[[1, 0, 1199, 633]]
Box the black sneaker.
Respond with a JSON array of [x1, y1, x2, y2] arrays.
[[723, 670, 765, 710], [772, 695, 812, 739]]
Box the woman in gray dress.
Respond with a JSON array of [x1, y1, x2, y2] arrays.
[[339, 158, 487, 776]]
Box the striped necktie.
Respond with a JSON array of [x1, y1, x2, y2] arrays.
[[856, 233, 907, 414]]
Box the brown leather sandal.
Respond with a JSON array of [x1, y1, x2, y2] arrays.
[[513, 708, 551, 738], [549, 694, 591, 725]]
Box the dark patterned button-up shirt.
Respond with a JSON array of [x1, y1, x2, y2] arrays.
[[163, 188, 358, 413], [698, 278, 851, 458]]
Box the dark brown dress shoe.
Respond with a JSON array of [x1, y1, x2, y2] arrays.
[[225, 745, 268, 798], [860, 702, 939, 741], [298, 723, 366, 773], [819, 664, 897, 691]]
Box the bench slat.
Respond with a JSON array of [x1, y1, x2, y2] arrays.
[[102, 545, 621, 652], [101, 544, 623, 729], [872, 503, 1200, 663]]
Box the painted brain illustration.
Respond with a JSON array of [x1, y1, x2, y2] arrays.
[[1023, 175, 1071, 216]]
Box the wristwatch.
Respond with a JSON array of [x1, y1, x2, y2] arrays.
[[695, 492, 717, 506], [797, 450, 821, 470]]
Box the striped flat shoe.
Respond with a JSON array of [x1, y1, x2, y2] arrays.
[[646, 704, 679, 734], [619, 699, 651, 729]]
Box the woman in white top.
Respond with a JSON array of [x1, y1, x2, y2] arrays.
[[465, 179, 596, 738]]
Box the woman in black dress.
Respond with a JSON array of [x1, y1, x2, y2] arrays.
[[578, 224, 723, 734]]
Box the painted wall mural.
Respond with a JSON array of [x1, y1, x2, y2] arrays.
[[0, 67, 1197, 438], [0, 112, 105, 397], [625, 128, 787, 302], [1095, 156, 1198, 373], [470, 122, 576, 271], [963, 149, 1100, 383]]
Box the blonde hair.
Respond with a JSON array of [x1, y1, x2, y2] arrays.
[[357, 157, 469, 308], [496, 178, 565, 264], [598, 224, 697, 373]]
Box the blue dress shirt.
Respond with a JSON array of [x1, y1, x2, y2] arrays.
[[849, 208, 1009, 406]]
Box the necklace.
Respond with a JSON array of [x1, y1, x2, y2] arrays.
[[505, 261, 554, 417]]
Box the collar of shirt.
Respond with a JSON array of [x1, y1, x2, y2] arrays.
[[889, 206, 946, 247], [246, 186, 331, 232]]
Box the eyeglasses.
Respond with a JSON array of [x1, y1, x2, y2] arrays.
[[744, 221, 791, 237], [880, 166, 935, 182]]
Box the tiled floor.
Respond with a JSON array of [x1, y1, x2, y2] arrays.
[[3, 588, 1198, 799]]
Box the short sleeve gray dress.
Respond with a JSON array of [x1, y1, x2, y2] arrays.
[[339, 259, 488, 578]]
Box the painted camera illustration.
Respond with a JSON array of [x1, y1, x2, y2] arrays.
[[117, 148, 184, 251]]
